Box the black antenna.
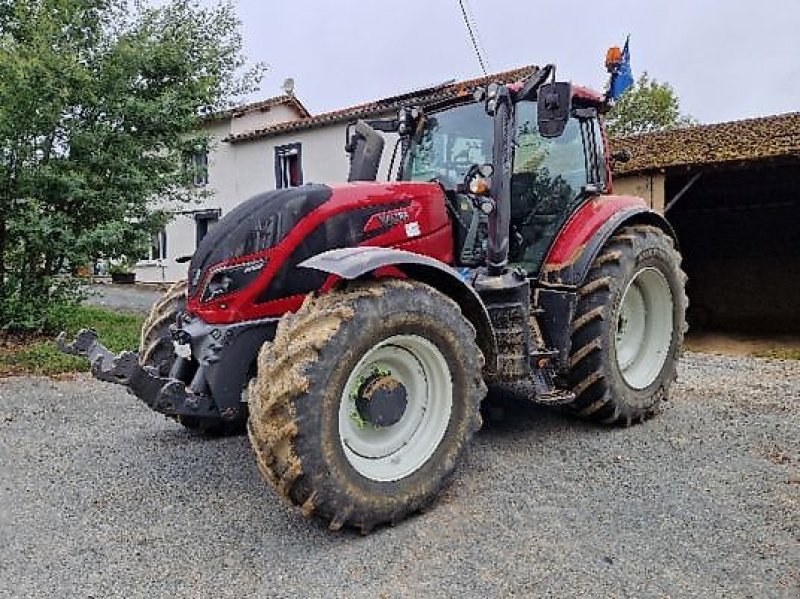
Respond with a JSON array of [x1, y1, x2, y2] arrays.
[[457, 0, 488, 76]]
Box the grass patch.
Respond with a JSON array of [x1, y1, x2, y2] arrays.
[[0, 305, 143, 377], [754, 347, 800, 361]]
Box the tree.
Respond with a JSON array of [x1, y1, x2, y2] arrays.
[[605, 72, 697, 138], [0, 0, 262, 329]]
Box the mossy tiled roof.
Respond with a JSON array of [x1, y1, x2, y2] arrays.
[[611, 112, 800, 175]]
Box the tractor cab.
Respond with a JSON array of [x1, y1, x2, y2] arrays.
[[398, 81, 610, 275]]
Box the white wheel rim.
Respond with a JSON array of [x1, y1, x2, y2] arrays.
[[338, 334, 453, 482], [614, 267, 674, 389]]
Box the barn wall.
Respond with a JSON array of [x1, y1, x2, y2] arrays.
[[614, 173, 665, 212]]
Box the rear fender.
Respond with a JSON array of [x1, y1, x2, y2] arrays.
[[300, 247, 498, 375], [535, 196, 676, 370], [540, 195, 677, 287]]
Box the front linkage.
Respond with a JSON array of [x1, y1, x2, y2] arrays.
[[58, 328, 219, 419], [58, 310, 277, 425]]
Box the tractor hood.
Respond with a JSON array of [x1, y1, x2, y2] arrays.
[[185, 180, 452, 322], [188, 184, 333, 297]]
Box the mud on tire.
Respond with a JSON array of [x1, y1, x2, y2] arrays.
[[139, 280, 246, 436], [563, 224, 688, 425], [247, 279, 487, 533]]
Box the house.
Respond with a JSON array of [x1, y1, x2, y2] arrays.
[[612, 113, 800, 331], [135, 65, 536, 283]]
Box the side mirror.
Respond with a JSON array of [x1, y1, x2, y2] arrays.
[[537, 82, 571, 138]]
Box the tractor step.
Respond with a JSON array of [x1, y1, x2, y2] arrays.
[[534, 388, 576, 405], [529, 361, 575, 404]]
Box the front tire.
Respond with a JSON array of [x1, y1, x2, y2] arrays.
[[247, 279, 486, 532], [563, 225, 687, 425]]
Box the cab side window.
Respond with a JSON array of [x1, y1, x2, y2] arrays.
[[509, 101, 598, 272]]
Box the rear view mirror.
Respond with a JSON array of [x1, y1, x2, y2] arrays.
[[537, 82, 571, 138]]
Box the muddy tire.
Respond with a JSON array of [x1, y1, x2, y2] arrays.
[[248, 279, 486, 532], [139, 280, 246, 436], [563, 225, 687, 425], [139, 280, 188, 375]]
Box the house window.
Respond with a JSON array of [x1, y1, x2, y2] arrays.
[[148, 229, 167, 261], [185, 150, 209, 186], [194, 209, 221, 248], [275, 143, 303, 188]]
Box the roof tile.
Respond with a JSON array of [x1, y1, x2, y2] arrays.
[[611, 112, 800, 175]]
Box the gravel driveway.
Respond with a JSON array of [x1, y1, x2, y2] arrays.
[[1, 353, 798, 598]]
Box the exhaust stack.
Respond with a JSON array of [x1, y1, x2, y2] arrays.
[[346, 120, 385, 182]]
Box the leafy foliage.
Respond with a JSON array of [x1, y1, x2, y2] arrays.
[[0, 0, 262, 330], [0, 304, 143, 375], [605, 72, 697, 138]]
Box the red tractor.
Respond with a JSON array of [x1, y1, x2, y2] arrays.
[[60, 64, 686, 532]]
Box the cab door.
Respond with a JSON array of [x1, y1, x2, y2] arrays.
[[508, 101, 606, 275]]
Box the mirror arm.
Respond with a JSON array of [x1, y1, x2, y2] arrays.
[[513, 64, 554, 103]]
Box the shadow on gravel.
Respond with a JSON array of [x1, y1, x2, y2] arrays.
[[478, 382, 591, 438], [115, 387, 602, 542]]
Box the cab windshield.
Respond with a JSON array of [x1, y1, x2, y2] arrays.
[[401, 102, 493, 189], [401, 98, 601, 272]]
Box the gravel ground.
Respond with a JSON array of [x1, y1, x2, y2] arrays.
[[83, 284, 163, 315], [1, 353, 798, 598]]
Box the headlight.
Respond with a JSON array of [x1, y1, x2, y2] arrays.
[[201, 258, 266, 303]]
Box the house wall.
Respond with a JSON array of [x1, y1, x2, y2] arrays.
[[136, 119, 233, 283], [230, 104, 300, 137]]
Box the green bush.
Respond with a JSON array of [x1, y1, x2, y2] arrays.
[[0, 276, 87, 332]]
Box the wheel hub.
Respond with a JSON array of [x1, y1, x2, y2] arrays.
[[354, 373, 408, 427], [614, 267, 674, 389], [339, 335, 454, 482]]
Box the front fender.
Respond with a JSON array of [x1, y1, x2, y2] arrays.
[[540, 195, 676, 287], [300, 247, 498, 375]]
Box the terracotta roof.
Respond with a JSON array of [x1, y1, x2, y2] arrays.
[[206, 94, 311, 123], [611, 112, 800, 175], [225, 65, 539, 143]]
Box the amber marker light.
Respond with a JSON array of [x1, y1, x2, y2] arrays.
[[470, 177, 490, 195]]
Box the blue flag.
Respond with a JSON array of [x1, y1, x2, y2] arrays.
[[609, 36, 634, 101]]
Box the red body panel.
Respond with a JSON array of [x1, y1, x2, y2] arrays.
[[188, 181, 453, 324], [542, 194, 647, 271]]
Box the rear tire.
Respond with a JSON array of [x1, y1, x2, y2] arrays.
[[247, 279, 486, 532], [139, 280, 246, 436], [563, 225, 687, 425]]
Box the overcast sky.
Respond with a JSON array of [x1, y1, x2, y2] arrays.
[[229, 0, 799, 124]]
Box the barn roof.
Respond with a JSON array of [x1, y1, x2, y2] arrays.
[[225, 65, 539, 144], [611, 112, 800, 175]]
